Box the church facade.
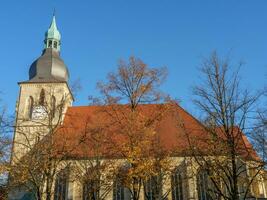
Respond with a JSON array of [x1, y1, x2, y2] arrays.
[[9, 16, 267, 200]]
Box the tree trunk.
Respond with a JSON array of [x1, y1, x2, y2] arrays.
[[231, 148, 239, 200]]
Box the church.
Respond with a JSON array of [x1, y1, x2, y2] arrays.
[[9, 16, 267, 200]]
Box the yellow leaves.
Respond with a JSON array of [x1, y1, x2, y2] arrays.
[[128, 160, 154, 177], [0, 163, 8, 175]]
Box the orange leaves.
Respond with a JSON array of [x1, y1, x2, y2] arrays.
[[97, 56, 167, 108]]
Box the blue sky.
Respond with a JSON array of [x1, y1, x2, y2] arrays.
[[0, 1, 266, 117]]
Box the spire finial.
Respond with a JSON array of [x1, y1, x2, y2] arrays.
[[44, 12, 61, 52]]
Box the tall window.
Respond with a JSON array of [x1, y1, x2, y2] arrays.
[[197, 170, 212, 200], [54, 168, 70, 200], [51, 95, 56, 118], [144, 176, 162, 200], [113, 178, 124, 200], [27, 96, 34, 119], [171, 169, 183, 200], [39, 89, 45, 106], [113, 177, 131, 200], [83, 179, 99, 200]]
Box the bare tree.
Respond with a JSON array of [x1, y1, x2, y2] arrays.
[[0, 101, 11, 200], [183, 51, 263, 200], [250, 78, 267, 166], [251, 109, 267, 166]]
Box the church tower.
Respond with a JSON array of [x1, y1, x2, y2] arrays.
[[12, 15, 73, 161]]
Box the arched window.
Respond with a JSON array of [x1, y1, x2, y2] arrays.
[[54, 41, 58, 49], [144, 176, 162, 200], [26, 96, 34, 119], [54, 168, 70, 200], [197, 170, 212, 200], [171, 169, 183, 200], [51, 95, 56, 118], [48, 40, 53, 48], [39, 89, 45, 106]]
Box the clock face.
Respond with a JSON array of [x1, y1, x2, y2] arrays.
[[32, 106, 47, 120]]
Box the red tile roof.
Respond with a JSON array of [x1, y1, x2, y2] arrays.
[[53, 104, 258, 160]]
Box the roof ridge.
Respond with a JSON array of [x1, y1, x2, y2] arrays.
[[70, 103, 166, 107]]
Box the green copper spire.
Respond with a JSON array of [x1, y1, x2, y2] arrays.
[[44, 14, 61, 52]]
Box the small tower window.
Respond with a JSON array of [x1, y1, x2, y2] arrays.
[[39, 89, 45, 106], [54, 41, 58, 49], [48, 40, 52, 48], [27, 96, 34, 119], [51, 96, 56, 118]]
